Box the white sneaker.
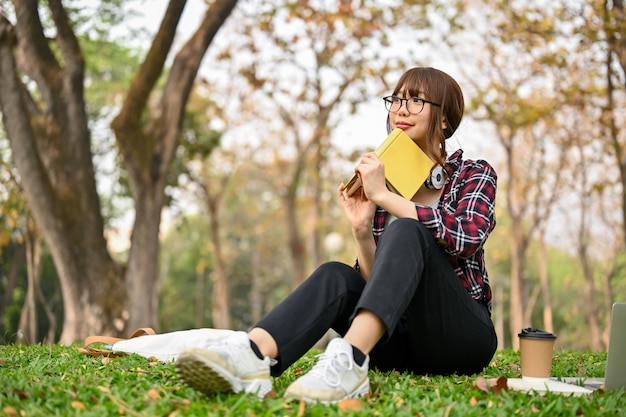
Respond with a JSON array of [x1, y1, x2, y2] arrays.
[[175, 331, 273, 399], [284, 338, 370, 404]]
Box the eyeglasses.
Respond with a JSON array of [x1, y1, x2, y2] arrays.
[[383, 95, 441, 115]]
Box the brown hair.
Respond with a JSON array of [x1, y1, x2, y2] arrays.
[[386, 67, 464, 167]]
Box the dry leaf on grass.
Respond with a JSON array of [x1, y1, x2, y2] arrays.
[[296, 400, 306, 417], [146, 388, 161, 401], [11, 388, 29, 400], [71, 400, 86, 410], [338, 398, 363, 413], [474, 376, 508, 396], [492, 376, 509, 395], [3, 407, 18, 417], [475, 376, 491, 393]]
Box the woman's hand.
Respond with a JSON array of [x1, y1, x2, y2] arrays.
[[355, 153, 389, 205], [337, 182, 376, 239]]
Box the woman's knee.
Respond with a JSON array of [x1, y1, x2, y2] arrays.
[[306, 261, 365, 292], [385, 217, 428, 237], [378, 218, 432, 250]]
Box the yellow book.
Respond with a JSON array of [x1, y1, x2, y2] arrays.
[[345, 128, 435, 199]]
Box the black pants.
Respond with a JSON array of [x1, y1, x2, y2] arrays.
[[255, 218, 497, 377]]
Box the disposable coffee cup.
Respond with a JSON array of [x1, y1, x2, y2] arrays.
[[518, 328, 557, 380]]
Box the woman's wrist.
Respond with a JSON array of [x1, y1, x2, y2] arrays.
[[375, 191, 419, 219], [352, 225, 372, 241]]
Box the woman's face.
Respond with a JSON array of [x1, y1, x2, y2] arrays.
[[388, 87, 433, 151]]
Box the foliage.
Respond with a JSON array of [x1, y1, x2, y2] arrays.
[[0, 344, 624, 416]]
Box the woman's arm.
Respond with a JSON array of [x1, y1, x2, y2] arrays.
[[352, 226, 377, 281], [337, 184, 377, 280]]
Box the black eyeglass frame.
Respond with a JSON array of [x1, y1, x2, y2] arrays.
[[383, 95, 441, 115]]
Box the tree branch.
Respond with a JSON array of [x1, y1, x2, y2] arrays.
[[47, 0, 83, 75], [0, 14, 56, 230], [12, 0, 60, 87], [151, 0, 239, 179], [113, 1, 187, 131]]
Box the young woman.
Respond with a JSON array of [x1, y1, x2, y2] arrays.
[[176, 67, 498, 404]]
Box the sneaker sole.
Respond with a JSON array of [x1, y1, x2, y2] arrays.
[[286, 377, 370, 405], [176, 349, 273, 399], [176, 352, 238, 395]]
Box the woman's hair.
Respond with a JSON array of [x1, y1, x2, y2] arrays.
[[386, 67, 464, 167]]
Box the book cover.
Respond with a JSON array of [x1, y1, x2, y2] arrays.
[[345, 128, 435, 199]]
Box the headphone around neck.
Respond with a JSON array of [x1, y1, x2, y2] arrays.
[[425, 165, 446, 190]]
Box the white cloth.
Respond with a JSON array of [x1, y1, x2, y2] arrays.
[[112, 328, 235, 362]]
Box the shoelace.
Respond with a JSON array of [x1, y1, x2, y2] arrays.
[[309, 350, 353, 387]]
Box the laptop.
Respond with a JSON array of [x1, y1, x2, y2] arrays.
[[556, 302, 626, 391]]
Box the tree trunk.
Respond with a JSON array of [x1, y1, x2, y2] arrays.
[[0, 242, 25, 342], [17, 231, 38, 344], [538, 238, 554, 333], [112, 0, 239, 332], [285, 189, 307, 289], [494, 275, 505, 350], [580, 253, 602, 351], [195, 268, 206, 328], [309, 140, 323, 268], [250, 239, 263, 323], [207, 196, 231, 329], [509, 219, 526, 350], [1, 0, 238, 340], [0, 6, 126, 344]]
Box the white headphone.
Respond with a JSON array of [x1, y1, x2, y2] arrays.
[[425, 165, 446, 190]]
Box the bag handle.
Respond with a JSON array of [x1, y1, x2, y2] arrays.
[[78, 327, 156, 358]]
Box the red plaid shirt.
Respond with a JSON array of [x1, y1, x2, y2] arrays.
[[370, 149, 497, 313]]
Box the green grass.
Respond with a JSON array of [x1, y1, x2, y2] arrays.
[[0, 344, 623, 416]]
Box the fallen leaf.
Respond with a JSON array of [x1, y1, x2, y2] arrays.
[[3, 407, 18, 417], [97, 386, 110, 393], [71, 401, 86, 411], [293, 368, 304, 375], [338, 398, 363, 413], [474, 376, 508, 396], [493, 376, 508, 395], [101, 357, 110, 365], [296, 400, 306, 417], [12, 388, 29, 400], [474, 376, 490, 393], [469, 397, 479, 406], [147, 388, 161, 400], [265, 390, 277, 399]]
